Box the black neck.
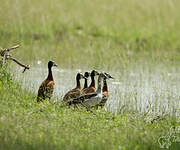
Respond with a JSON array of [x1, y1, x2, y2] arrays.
[[103, 79, 108, 92], [83, 78, 88, 89], [90, 76, 95, 87], [47, 66, 53, 80], [76, 77, 81, 89]]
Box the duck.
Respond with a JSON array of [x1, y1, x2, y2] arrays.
[[96, 73, 114, 108], [63, 73, 85, 102], [81, 70, 99, 94], [37, 60, 57, 102], [72, 73, 107, 108], [83, 72, 91, 90]]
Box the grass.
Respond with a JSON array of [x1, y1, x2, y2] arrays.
[[0, 67, 180, 150], [0, 0, 180, 69], [0, 0, 180, 149]]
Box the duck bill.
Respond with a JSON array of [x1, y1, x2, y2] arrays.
[[104, 72, 114, 79], [53, 63, 58, 67]]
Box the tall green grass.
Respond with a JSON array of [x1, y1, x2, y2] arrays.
[[0, 67, 180, 150], [0, 0, 180, 149], [0, 0, 180, 69]]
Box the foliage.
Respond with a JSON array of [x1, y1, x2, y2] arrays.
[[0, 0, 180, 149], [0, 0, 180, 69], [0, 69, 180, 150]]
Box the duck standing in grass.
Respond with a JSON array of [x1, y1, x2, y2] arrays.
[[72, 73, 107, 108], [83, 72, 91, 90], [63, 73, 86, 102], [81, 70, 99, 94], [37, 60, 57, 102], [96, 73, 114, 108]]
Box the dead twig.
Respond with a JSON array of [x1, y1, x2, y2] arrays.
[[7, 56, 30, 73], [0, 45, 19, 57], [0, 45, 30, 73]]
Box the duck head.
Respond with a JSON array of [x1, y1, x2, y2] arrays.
[[76, 73, 86, 80], [91, 70, 99, 77], [48, 61, 58, 68], [84, 72, 91, 79], [99, 73, 107, 79]]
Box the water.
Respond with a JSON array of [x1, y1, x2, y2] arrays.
[[11, 62, 180, 115]]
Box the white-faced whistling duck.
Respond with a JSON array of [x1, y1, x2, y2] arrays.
[[63, 73, 86, 102], [37, 61, 57, 102], [83, 72, 91, 90], [72, 73, 107, 108], [97, 72, 114, 108], [81, 70, 99, 94]]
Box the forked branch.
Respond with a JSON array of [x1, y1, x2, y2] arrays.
[[0, 45, 30, 73]]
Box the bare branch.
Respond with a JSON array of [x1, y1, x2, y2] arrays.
[[0, 45, 19, 56], [0, 45, 30, 73], [8, 56, 30, 73], [8, 45, 20, 51]]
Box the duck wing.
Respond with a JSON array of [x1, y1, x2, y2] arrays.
[[63, 88, 81, 101], [83, 93, 103, 107], [37, 80, 54, 101], [37, 84, 45, 102], [72, 92, 97, 104], [81, 87, 96, 94], [45, 81, 55, 99]]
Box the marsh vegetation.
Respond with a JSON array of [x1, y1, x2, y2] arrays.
[[0, 0, 180, 149]]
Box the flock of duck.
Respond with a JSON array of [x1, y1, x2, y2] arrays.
[[37, 61, 114, 109]]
